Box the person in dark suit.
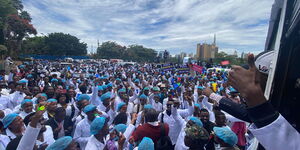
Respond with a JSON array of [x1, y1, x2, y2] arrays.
[[45, 107, 74, 140]]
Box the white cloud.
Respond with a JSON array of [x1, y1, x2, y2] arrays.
[[23, 0, 274, 54]]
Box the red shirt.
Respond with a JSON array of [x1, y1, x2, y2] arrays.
[[132, 123, 169, 144]]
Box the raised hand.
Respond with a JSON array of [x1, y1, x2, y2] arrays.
[[228, 54, 266, 107]]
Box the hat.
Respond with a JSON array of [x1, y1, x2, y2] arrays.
[[18, 79, 28, 84], [143, 87, 150, 91], [51, 78, 58, 82], [107, 83, 113, 87], [229, 87, 238, 93], [114, 124, 127, 133], [77, 94, 90, 101], [26, 74, 33, 78], [197, 86, 204, 90], [134, 79, 140, 83], [138, 137, 154, 150], [213, 127, 238, 146], [118, 88, 126, 93], [83, 104, 96, 113], [21, 99, 33, 107], [102, 85, 108, 90], [3, 113, 18, 128], [90, 117, 106, 135], [47, 99, 57, 103], [152, 87, 160, 91], [189, 116, 203, 127], [101, 92, 111, 101], [255, 51, 274, 74], [117, 102, 126, 111], [116, 78, 122, 81], [98, 86, 103, 91], [185, 125, 209, 141], [144, 104, 153, 109], [41, 93, 48, 98], [194, 103, 201, 109], [46, 136, 73, 150], [139, 94, 147, 99]]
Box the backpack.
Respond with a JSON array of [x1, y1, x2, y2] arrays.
[[156, 123, 173, 150]]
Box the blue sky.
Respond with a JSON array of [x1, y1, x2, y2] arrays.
[[23, 0, 274, 55]]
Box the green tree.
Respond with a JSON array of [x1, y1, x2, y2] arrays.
[[96, 41, 126, 59], [43, 33, 87, 56], [126, 45, 157, 62], [0, 0, 36, 57], [0, 0, 18, 45], [0, 45, 8, 59], [22, 36, 46, 54]]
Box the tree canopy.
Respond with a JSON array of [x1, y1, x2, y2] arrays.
[[22, 33, 88, 56], [0, 0, 36, 57], [95, 41, 157, 62]]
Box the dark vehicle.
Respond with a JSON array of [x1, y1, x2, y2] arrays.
[[264, 0, 300, 132]]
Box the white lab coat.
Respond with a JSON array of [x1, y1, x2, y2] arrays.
[[9, 91, 26, 108], [172, 107, 189, 150], [0, 95, 12, 110], [17, 124, 41, 150], [85, 135, 106, 150], [0, 134, 10, 149], [249, 115, 300, 150], [36, 125, 55, 147], [74, 118, 92, 150], [158, 111, 181, 145], [152, 101, 163, 112]]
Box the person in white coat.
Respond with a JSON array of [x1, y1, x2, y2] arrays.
[[228, 52, 300, 150], [74, 104, 99, 150], [172, 104, 205, 150], [85, 117, 109, 150], [18, 99, 34, 119]]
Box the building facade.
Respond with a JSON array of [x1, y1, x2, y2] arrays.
[[196, 34, 219, 60]]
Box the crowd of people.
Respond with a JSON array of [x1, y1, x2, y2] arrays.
[[0, 51, 299, 150]]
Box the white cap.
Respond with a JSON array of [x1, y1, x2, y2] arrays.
[[255, 51, 274, 74]]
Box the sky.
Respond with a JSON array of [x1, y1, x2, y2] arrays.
[[23, 0, 274, 55]]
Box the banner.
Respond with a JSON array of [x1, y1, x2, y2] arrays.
[[191, 64, 203, 73], [161, 63, 174, 72], [221, 60, 230, 65], [177, 65, 190, 73]]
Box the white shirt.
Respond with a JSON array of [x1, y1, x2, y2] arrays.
[[249, 115, 300, 150], [152, 101, 163, 112], [0, 95, 12, 110], [0, 134, 10, 149], [158, 111, 181, 145], [85, 135, 106, 150], [74, 118, 92, 150], [9, 91, 26, 108], [36, 125, 55, 147]]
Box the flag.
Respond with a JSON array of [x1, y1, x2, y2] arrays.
[[221, 60, 230, 65], [191, 64, 203, 73]]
